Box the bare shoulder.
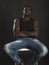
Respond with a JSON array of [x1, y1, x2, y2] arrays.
[[34, 19, 39, 25], [34, 19, 39, 24], [14, 18, 20, 24]]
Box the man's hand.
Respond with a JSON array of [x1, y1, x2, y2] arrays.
[[16, 32, 28, 37], [21, 31, 38, 37], [19, 59, 24, 65], [20, 62, 24, 65]]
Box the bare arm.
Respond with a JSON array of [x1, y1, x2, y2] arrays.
[[13, 18, 27, 37], [29, 20, 39, 36]]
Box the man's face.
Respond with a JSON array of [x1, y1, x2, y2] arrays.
[[23, 7, 32, 16]]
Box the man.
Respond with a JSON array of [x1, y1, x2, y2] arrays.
[[4, 5, 48, 65]]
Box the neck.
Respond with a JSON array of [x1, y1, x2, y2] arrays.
[[23, 15, 30, 21]]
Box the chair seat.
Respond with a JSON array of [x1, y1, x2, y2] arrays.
[[15, 48, 38, 65], [17, 48, 31, 51], [17, 48, 34, 61]]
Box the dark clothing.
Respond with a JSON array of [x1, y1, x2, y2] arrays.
[[14, 17, 39, 40], [20, 18, 34, 32], [16, 18, 38, 39]]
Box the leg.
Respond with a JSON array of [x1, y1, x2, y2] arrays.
[[4, 38, 28, 65], [27, 38, 48, 65]]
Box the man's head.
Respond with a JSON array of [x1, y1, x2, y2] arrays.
[[23, 5, 32, 16]]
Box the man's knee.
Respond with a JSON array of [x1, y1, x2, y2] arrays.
[[34, 39, 48, 57], [40, 46, 48, 57], [4, 43, 11, 53]]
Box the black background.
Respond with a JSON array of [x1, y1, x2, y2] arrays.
[[0, 0, 49, 65]]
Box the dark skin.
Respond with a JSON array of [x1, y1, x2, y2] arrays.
[[13, 7, 39, 65], [13, 18, 39, 37]]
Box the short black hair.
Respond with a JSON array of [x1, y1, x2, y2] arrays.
[[24, 5, 32, 11]]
